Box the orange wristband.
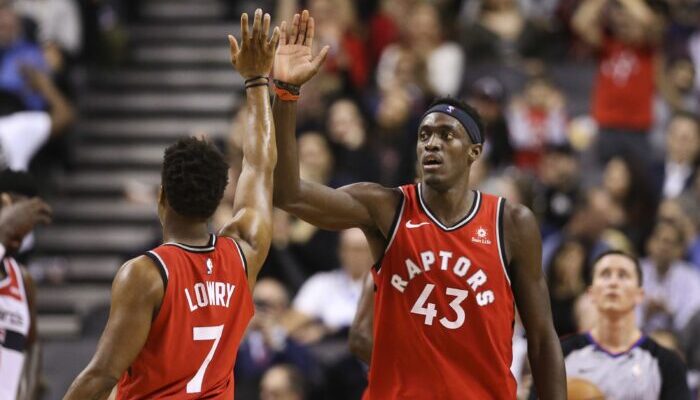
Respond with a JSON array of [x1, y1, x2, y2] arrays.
[[273, 85, 300, 101]]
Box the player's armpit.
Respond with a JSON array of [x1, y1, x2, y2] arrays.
[[504, 203, 566, 400], [219, 207, 271, 290], [64, 256, 164, 400]]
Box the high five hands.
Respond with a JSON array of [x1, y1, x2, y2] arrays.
[[228, 9, 280, 79], [274, 10, 330, 87]]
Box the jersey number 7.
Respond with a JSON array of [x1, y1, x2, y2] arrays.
[[186, 325, 224, 394]]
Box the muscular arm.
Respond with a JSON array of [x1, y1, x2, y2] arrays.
[[349, 273, 374, 364], [64, 257, 164, 400], [572, 0, 607, 48], [220, 10, 280, 289], [505, 203, 566, 400]]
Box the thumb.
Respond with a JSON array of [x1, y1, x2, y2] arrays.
[[311, 45, 330, 72]]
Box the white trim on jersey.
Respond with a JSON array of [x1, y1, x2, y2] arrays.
[[0, 259, 11, 288], [163, 234, 217, 253], [148, 251, 169, 279], [495, 197, 511, 286], [417, 183, 481, 231]]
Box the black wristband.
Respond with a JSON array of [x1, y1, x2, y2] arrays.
[[273, 79, 300, 95], [244, 76, 268, 84], [245, 82, 269, 89]]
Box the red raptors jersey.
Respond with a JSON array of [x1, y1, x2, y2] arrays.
[[366, 184, 516, 399], [117, 234, 253, 399]]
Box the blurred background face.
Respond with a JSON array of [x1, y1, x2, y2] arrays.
[[646, 222, 685, 267], [589, 254, 643, 314], [668, 59, 696, 92], [602, 157, 631, 200], [408, 3, 441, 46], [665, 116, 700, 164], [298, 132, 333, 183], [609, 2, 646, 44], [328, 99, 365, 149], [539, 151, 578, 188], [259, 367, 302, 400], [252, 279, 289, 321], [339, 228, 373, 280], [0, 5, 19, 47]]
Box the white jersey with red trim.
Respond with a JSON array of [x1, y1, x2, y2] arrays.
[[0, 257, 31, 399]]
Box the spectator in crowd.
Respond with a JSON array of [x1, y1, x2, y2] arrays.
[[546, 238, 589, 336], [326, 97, 380, 185], [549, 251, 691, 400], [0, 66, 74, 172], [506, 75, 568, 171], [288, 228, 372, 344], [259, 364, 306, 400], [652, 112, 700, 199], [652, 57, 699, 156], [573, 0, 662, 164], [466, 76, 513, 170], [537, 143, 581, 238], [235, 279, 316, 399], [0, 1, 47, 111], [640, 219, 700, 334], [600, 153, 658, 250], [287, 132, 340, 276]]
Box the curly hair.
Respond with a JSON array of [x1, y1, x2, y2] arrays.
[[161, 137, 229, 220]]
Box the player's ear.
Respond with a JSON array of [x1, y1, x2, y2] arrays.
[[157, 185, 165, 206], [467, 144, 482, 163]]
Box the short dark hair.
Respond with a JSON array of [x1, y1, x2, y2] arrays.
[[669, 111, 700, 133], [427, 97, 485, 144], [589, 250, 643, 287], [161, 137, 228, 220], [276, 364, 306, 396]]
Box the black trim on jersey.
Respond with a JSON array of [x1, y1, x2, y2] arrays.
[[231, 239, 249, 279], [497, 198, 514, 284], [144, 252, 168, 292], [374, 189, 405, 273], [163, 234, 217, 253], [1, 329, 27, 352], [416, 184, 481, 232]]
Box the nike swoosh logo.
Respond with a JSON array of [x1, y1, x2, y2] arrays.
[[406, 220, 430, 229]]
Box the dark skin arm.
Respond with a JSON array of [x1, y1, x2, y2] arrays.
[[63, 256, 164, 400], [218, 10, 280, 291], [272, 11, 399, 244], [0, 197, 52, 253], [349, 273, 375, 363], [504, 203, 566, 400]]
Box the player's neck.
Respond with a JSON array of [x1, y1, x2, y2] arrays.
[[162, 214, 211, 247], [591, 312, 641, 353], [421, 179, 474, 225]]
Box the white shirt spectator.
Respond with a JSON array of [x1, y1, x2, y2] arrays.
[[0, 112, 51, 171], [639, 258, 700, 332], [14, 0, 82, 55], [663, 162, 693, 198], [293, 269, 363, 330]]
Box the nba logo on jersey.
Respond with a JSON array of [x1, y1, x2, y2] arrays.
[[471, 226, 492, 245], [206, 258, 213, 275]]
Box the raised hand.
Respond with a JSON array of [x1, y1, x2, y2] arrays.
[[273, 10, 330, 86], [0, 197, 52, 248], [228, 9, 280, 79]]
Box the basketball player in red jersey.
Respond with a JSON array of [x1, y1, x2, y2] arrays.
[[272, 10, 566, 399], [64, 9, 280, 399]]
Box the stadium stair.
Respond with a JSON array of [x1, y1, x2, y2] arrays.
[[32, 0, 241, 340]]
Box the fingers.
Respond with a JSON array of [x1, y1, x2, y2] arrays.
[[252, 8, 262, 41], [262, 12, 271, 42], [280, 21, 288, 46], [228, 35, 239, 54], [290, 13, 300, 44], [241, 12, 249, 42], [311, 45, 330, 72], [305, 16, 315, 47], [269, 26, 281, 50], [299, 10, 309, 46]]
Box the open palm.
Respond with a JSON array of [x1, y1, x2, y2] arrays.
[[274, 10, 329, 87]]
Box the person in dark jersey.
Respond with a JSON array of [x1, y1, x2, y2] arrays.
[[551, 251, 690, 400], [65, 9, 280, 399], [271, 10, 565, 400]]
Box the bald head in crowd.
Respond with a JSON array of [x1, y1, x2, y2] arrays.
[[259, 364, 305, 400]]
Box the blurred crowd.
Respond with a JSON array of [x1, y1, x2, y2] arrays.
[[223, 0, 700, 398], [3, 0, 700, 398]]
